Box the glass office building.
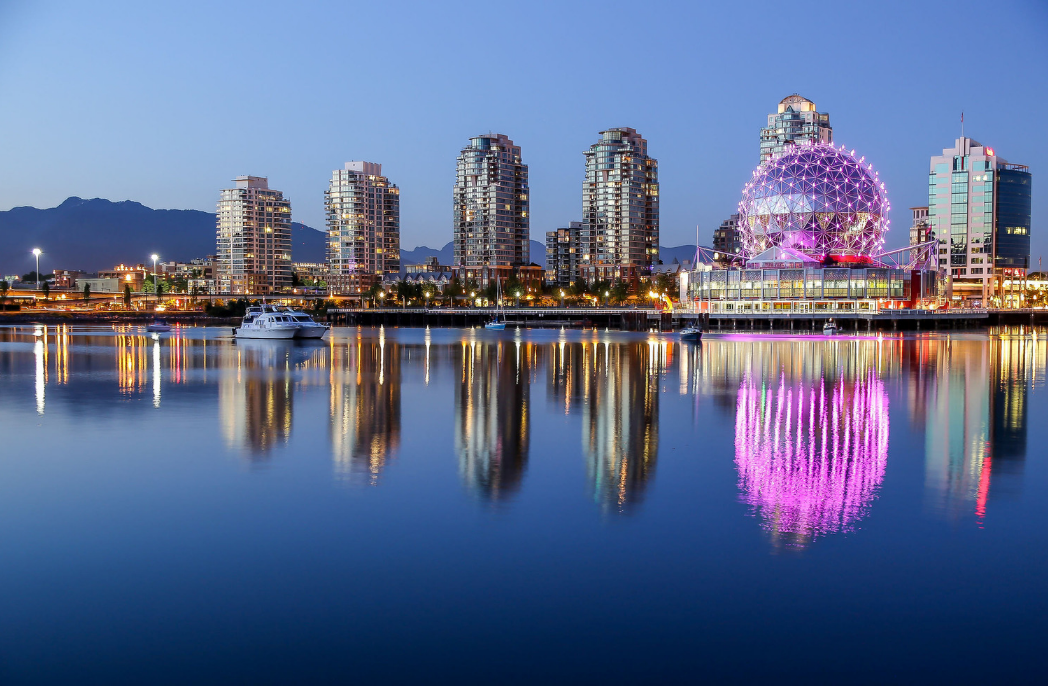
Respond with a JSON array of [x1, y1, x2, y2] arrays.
[[928, 137, 1031, 294]]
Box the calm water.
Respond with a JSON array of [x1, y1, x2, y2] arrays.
[[1, 324, 1046, 683]]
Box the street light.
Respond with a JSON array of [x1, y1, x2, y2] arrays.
[[151, 254, 159, 305], [31, 248, 43, 297]]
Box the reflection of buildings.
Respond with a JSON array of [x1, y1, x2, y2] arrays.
[[582, 340, 663, 513], [219, 342, 294, 458], [455, 339, 531, 500], [924, 336, 1033, 523], [735, 370, 889, 547], [330, 336, 401, 484], [543, 338, 664, 513]]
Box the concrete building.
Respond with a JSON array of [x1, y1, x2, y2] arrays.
[[909, 207, 934, 246], [453, 134, 529, 283], [712, 213, 743, 263], [929, 137, 1032, 304], [580, 127, 659, 283], [99, 264, 150, 292], [545, 221, 583, 286], [325, 162, 400, 296], [216, 176, 292, 295], [759, 94, 833, 164]]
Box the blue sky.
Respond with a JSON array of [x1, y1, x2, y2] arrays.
[[1, 0, 1045, 257]]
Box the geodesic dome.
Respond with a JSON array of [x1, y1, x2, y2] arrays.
[[738, 142, 889, 260]]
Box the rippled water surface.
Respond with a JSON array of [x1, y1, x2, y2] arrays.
[[1, 324, 1046, 683]]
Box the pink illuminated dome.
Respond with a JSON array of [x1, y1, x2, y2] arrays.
[[737, 142, 890, 260]]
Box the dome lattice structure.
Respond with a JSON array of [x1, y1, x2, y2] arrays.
[[738, 142, 890, 260]]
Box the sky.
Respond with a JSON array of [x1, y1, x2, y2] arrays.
[[1, 0, 1046, 258]]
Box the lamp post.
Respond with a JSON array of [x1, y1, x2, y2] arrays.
[[32, 248, 42, 292], [151, 254, 159, 306], [604, 290, 609, 307]]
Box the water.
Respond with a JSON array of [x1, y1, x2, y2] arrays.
[[1, 324, 1046, 684]]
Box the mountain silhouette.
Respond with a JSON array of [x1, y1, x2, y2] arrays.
[[0, 197, 325, 274]]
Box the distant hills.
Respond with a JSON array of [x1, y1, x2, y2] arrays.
[[0, 197, 696, 275], [0, 197, 326, 274]]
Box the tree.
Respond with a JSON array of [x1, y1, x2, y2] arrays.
[[124, 284, 132, 309], [0, 280, 8, 308], [610, 279, 630, 305], [83, 283, 91, 301], [654, 272, 676, 298]]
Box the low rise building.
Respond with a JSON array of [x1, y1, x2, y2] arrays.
[[99, 264, 150, 291], [546, 222, 583, 286]]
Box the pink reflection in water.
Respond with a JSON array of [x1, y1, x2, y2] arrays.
[[735, 371, 889, 545]]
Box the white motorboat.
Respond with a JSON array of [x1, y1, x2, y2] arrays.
[[679, 325, 702, 341], [282, 308, 329, 339], [146, 318, 172, 333], [235, 308, 299, 339], [823, 319, 839, 335]]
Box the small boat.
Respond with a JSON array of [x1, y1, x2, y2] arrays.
[[823, 319, 839, 335], [484, 277, 507, 330], [234, 308, 299, 339], [146, 319, 172, 333], [679, 325, 702, 341]]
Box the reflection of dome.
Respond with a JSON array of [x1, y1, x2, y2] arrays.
[[738, 142, 889, 259], [735, 372, 889, 546]]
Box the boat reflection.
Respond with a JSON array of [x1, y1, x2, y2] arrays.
[[219, 339, 295, 458]]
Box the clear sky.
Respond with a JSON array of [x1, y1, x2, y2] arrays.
[[1, 0, 1046, 257]]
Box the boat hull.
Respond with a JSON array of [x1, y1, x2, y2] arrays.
[[293, 325, 328, 339], [484, 322, 506, 330], [235, 327, 298, 340]]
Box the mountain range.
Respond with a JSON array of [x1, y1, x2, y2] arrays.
[[0, 197, 696, 275]]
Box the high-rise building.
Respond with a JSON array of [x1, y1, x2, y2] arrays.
[[928, 137, 1031, 301], [453, 134, 529, 281], [759, 94, 832, 164], [545, 221, 583, 286], [712, 213, 743, 262], [909, 206, 934, 246], [325, 161, 400, 295], [216, 176, 291, 294], [580, 127, 659, 282]]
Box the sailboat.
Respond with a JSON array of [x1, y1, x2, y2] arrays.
[[484, 277, 507, 330]]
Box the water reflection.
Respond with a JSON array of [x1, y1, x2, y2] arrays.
[[455, 337, 532, 501], [735, 370, 889, 547], [330, 334, 401, 484], [1, 325, 1044, 532], [923, 335, 1035, 524], [219, 339, 294, 458]]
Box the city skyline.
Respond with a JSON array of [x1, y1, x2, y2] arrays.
[[1, 1, 1044, 259]]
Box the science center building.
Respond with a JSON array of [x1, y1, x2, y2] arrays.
[[684, 142, 938, 314]]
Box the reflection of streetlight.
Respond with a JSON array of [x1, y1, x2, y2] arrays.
[[32, 248, 42, 292], [151, 254, 159, 305]]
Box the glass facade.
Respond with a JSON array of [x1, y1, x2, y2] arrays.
[[690, 267, 913, 301], [995, 168, 1032, 270], [928, 137, 1031, 282]]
